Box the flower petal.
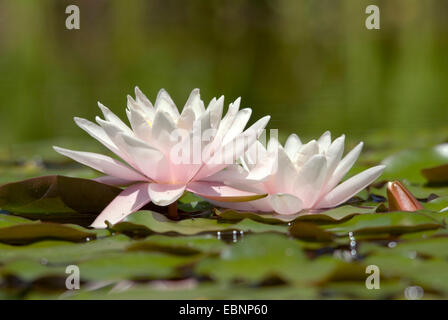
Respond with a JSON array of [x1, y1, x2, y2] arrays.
[[119, 133, 168, 182], [316, 165, 386, 208], [187, 181, 266, 202], [90, 183, 152, 228], [293, 154, 327, 208], [97, 102, 133, 135], [53, 146, 147, 181], [269, 193, 303, 215], [93, 175, 134, 186], [207, 96, 224, 129], [317, 131, 331, 151], [292, 140, 319, 169], [284, 134, 302, 159], [325, 142, 363, 192], [147, 183, 186, 206], [222, 108, 252, 145], [154, 89, 180, 121]]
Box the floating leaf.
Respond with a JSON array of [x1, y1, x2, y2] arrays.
[[195, 233, 364, 284], [112, 211, 287, 236], [421, 163, 448, 184], [215, 205, 380, 224], [289, 222, 334, 242], [322, 211, 444, 236], [0, 175, 122, 225], [127, 234, 226, 255], [0, 235, 131, 264], [77, 252, 197, 282], [381, 144, 448, 183], [0, 222, 96, 244]]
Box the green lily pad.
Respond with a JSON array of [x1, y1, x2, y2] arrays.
[[26, 283, 319, 300], [321, 211, 444, 236], [0, 175, 121, 222], [127, 234, 227, 255], [78, 252, 197, 282], [0, 234, 131, 264], [0, 222, 96, 244], [195, 233, 364, 284], [215, 205, 381, 224], [289, 221, 334, 242], [381, 144, 448, 183], [112, 211, 288, 236]]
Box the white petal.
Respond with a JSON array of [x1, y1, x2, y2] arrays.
[[152, 110, 177, 140], [207, 96, 224, 129], [97, 102, 133, 135], [325, 135, 345, 177], [90, 183, 152, 228], [284, 134, 302, 159], [154, 89, 180, 121], [269, 194, 303, 215], [318, 131, 331, 151], [126, 106, 152, 142], [119, 133, 167, 182], [293, 154, 327, 208], [325, 142, 364, 192], [292, 140, 319, 169], [53, 146, 147, 181], [135, 86, 154, 110], [147, 183, 186, 206], [222, 108, 252, 145], [74, 117, 122, 157], [264, 146, 297, 194], [317, 165, 386, 208], [184, 88, 205, 119]]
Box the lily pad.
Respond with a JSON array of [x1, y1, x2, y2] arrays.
[[195, 233, 364, 285], [0, 175, 121, 222], [321, 211, 444, 236], [381, 144, 448, 183], [112, 211, 288, 236], [0, 222, 96, 245], [127, 234, 227, 255], [0, 234, 131, 264], [215, 205, 381, 224]]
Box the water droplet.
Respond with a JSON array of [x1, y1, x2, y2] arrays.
[[85, 237, 91, 242], [216, 231, 221, 240], [404, 286, 424, 300], [388, 241, 397, 248]]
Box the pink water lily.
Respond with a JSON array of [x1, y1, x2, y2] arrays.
[[208, 132, 386, 215], [54, 87, 270, 228]]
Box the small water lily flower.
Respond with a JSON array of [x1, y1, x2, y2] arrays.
[[208, 132, 386, 215], [54, 88, 270, 228]]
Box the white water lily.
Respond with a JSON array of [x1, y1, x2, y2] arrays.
[[208, 132, 386, 215], [54, 87, 270, 228]]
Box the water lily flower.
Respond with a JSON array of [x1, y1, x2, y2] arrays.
[[208, 132, 386, 215], [54, 88, 270, 228]]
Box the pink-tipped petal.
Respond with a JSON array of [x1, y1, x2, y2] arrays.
[[90, 183, 152, 228], [325, 142, 364, 192], [93, 176, 134, 186], [269, 194, 303, 215], [53, 146, 147, 182], [316, 165, 386, 209], [293, 155, 327, 208], [187, 181, 266, 202], [147, 183, 186, 206]]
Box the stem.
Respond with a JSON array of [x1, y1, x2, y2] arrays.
[[168, 202, 179, 220]]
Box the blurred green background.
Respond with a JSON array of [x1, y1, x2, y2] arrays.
[[0, 0, 447, 148]]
